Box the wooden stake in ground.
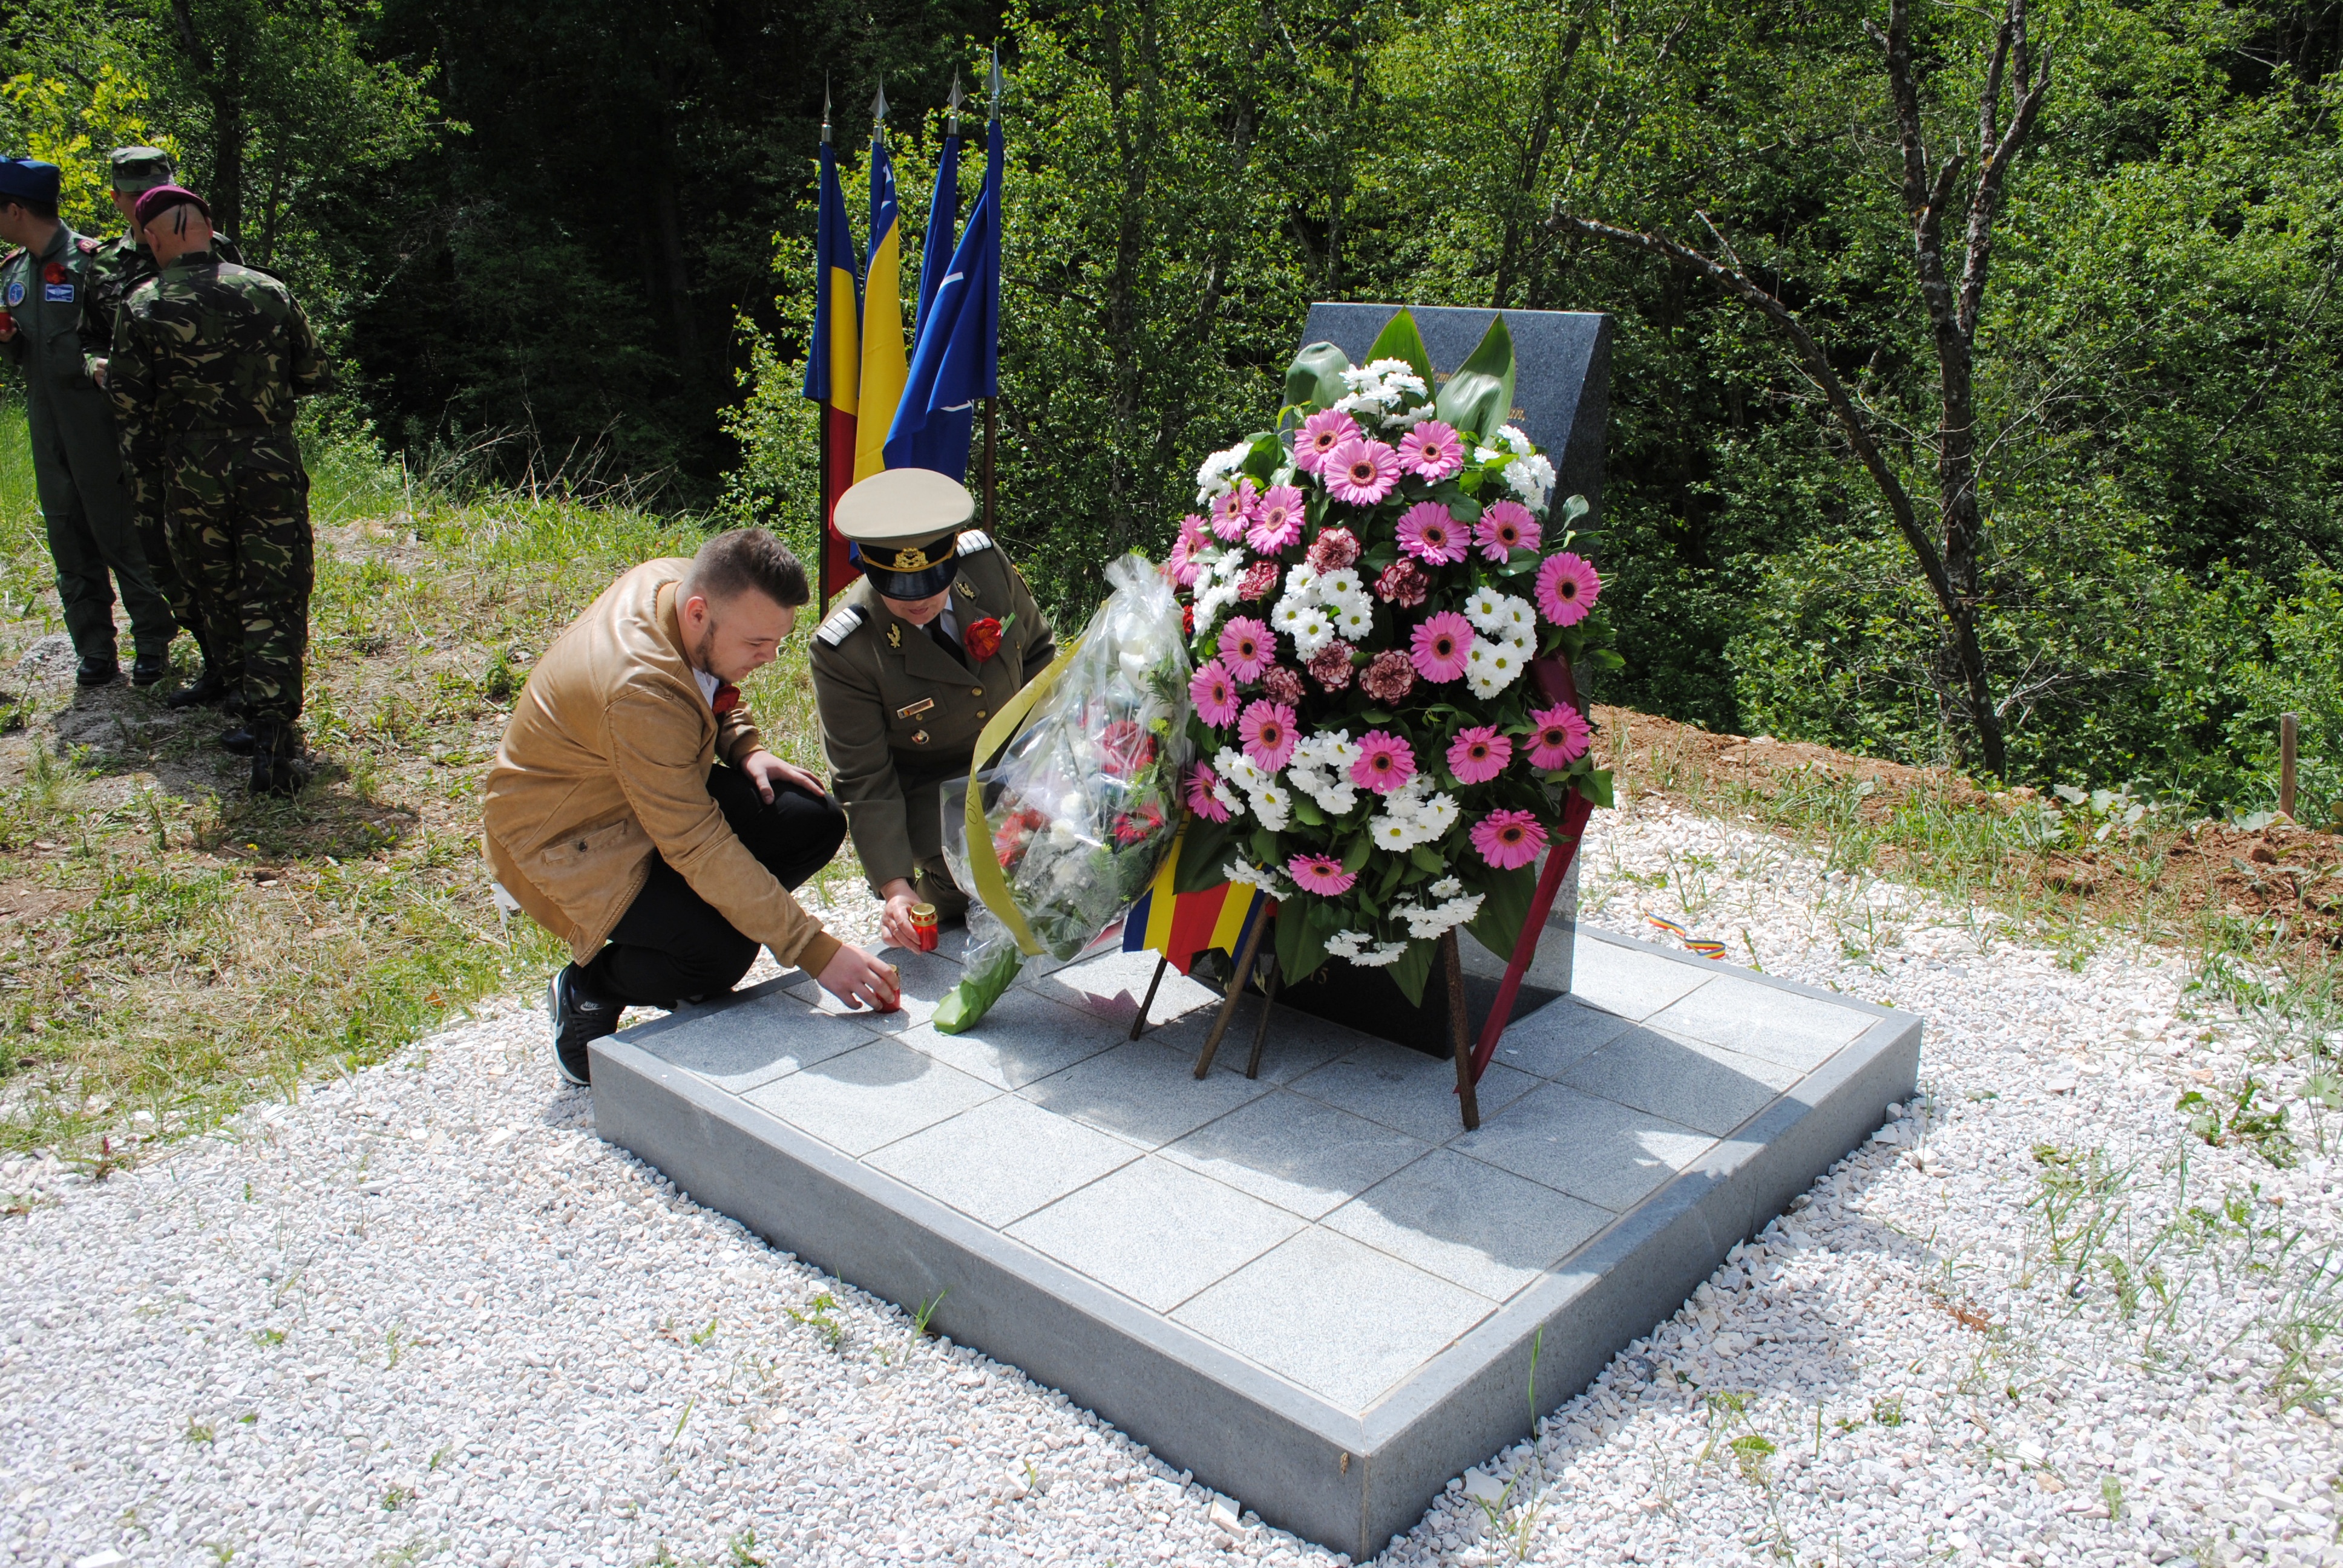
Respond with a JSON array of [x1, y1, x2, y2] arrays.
[[2282, 711, 2299, 820]]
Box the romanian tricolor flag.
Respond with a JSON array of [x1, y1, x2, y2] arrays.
[[853, 102, 908, 485], [1123, 840, 1275, 976], [802, 117, 860, 606]]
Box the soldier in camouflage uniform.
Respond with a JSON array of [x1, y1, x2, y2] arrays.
[[105, 185, 330, 795], [81, 148, 246, 708], [0, 156, 179, 687]]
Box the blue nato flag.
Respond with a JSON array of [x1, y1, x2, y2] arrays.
[[883, 117, 1001, 481]]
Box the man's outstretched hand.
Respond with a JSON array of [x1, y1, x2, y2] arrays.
[[817, 943, 900, 1011], [738, 746, 825, 805]]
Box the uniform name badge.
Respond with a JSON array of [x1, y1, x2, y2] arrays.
[[896, 698, 936, 720], [43, 284, 74, 302]]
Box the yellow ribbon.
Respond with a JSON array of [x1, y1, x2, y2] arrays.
[[961, 637, 1083, 957]]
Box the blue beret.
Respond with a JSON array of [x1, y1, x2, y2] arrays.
[[0, 159, 61, 206]]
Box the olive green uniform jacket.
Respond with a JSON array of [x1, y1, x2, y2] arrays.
[[0, 224, 175, 659], [810, 532, 1056, 898]]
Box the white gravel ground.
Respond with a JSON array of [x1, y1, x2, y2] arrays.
[[5, 800, 2341, 1567]]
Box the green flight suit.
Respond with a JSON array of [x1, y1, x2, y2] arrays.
[[809, 532, 1057, 915], [0, 224, 176, 664], [106, 250, 330, 739], [79, 227, 244, 651]]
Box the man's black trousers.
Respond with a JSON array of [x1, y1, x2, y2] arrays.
[[580, 763, 847, 1010]]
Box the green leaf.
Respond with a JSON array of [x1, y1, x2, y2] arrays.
[[1277, 900, 1332, 984], [1285, 342, 1351, 414], [1464, 860, 1539, 962], [1559, 494, 1591, 528], [1435, 315, 1518, 442], [1447, 497, 1484, 524], [1366, 307, 1436, 388], [1577, 770, 1616, 810], [1340, 834, 1372, 874], [1386, 939, 1435, 1007], [1173, 814, 1239, 893], [1293, 795, 1326, 827], [1410, 846, 1446, 875], [1250, 829, 1280, 866]]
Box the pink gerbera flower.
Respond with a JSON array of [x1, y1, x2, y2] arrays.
[[1447, 725, 1513, 785], [1324, 438, 1402, 507], [1395, 501, 1469, 566], [1218, 616, 1272, 682], [1535, 551, 1602, 627], [1286, 852, 1358, 897], [1409, 610, 1474, 683], [1190, 659, 1240, 727], [1471, 809, 1549, 871], [1525, 703, 1591, 769], [1394, 419, 1466, 481], [1246, 485, 1306, 554], [1166, 531, 1199, 587], [1475, 500, 1539, 564], [1186, 762, 1231, 823], [1349, 730, 1417, 795], [1293, 410, 1362, 474], [1239, 699, 1298, 773], [1210, 480, 1258, 541]]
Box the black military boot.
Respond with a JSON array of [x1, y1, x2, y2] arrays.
[[218, 722, 257, 754], [75, 654, 120, 688], [246, 721, 309, 797], [166, 667, 229, 710], [546, 964, 620, 1085], [129, 653, 169, 688]]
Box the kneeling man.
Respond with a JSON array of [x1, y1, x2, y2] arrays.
[[485, 528, 897, 1083]]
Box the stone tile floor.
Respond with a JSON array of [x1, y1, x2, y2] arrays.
[[618, 931, 1881, 1419]]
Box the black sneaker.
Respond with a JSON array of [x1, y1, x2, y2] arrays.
[[76, 655, 119, 688], [165, 668, 230, 709], [547, 965, 618, 1085]]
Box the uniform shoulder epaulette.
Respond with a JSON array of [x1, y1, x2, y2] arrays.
[[1, 247, 21, 267], [74, 236, 99, 254], [957, 529, 995, 555], [813, 603, 868, 648]]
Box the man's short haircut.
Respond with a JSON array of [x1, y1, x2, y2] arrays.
[[688, 528, 808, 610], [1, 195, 57, 220]]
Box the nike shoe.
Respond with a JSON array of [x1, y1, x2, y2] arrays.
[[547, 964, 619, 1085]]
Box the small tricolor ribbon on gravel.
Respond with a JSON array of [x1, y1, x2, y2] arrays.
[[1647, 915, 1728, 960]]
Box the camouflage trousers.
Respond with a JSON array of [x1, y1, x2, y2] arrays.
[[167, 428, 313, 739], [118, 428, 206, 648]]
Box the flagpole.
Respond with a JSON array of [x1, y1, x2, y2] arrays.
[[816, 79, 834, 606], [983, 45, 1003, 536]]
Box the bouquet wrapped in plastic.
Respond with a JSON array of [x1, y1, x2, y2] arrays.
[[932, 554, 1194, 1032]]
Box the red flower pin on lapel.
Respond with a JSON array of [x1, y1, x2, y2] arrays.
[[711, 682, 741, 716], [962, 617, 1004, 664]]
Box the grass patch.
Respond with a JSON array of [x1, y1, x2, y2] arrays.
[[0, 395, 848, 1163]]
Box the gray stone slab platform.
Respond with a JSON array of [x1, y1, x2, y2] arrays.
[[590, 930, 1918, 1558]]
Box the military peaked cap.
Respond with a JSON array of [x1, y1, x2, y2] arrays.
[[835, 469, 979, 599]]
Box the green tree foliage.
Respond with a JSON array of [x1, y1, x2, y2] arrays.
[[5, 0, 2343, 810]]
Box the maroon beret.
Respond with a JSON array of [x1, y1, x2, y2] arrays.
[[133, 184, 210, 227]]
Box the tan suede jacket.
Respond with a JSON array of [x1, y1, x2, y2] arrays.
[[481, 558, 842, 979]]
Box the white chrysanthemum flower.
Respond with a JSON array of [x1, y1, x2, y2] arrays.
[[1463, 586, 1509, 633], [1474, 445, 1502, 466], [1213, 781, 1245, 817], [1432, 876, 1463, 898], [1283, 563, 1322, 599], [1498, 424, 1534, 456], [1217, 747, 1269, 792], [1324, 930, 1368, 959], [1216, 547, 1250, 581], [1271, 598, 1310, 636], [1251, 784, 1293, 831], [1505, 454, 1556, 512], [1195, 440, 1251, 503], [1369, 816, 1420, 851], [1384, 402, 1435, 430], [1224, 858, 1270, 886], [1400, 904, 1453, 939], [1318, 567, 1364, 603], [1441, 893, 1485, 924], [1416, 792, 1460, 835], [1352, 941, 1408, 968], [1291, 610, 1335, 659], [1329, 602, 1374, 640], [1465, 639, 1524, 699], [1493, 593, 1537, 636]]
